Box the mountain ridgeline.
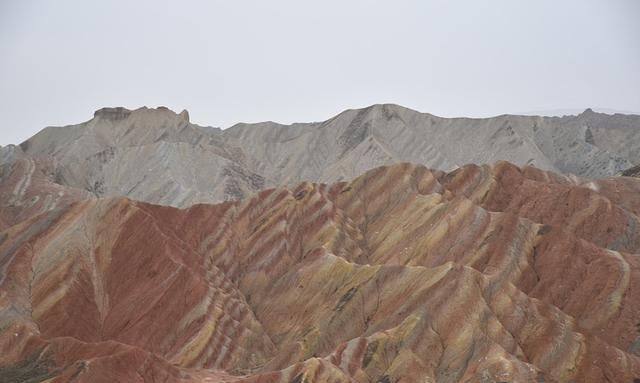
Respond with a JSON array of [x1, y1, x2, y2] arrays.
[[1, 105, 639, 213]]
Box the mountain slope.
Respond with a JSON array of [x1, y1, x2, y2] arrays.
[[1, 162, 639, 382], [222, 104, 640, 181]]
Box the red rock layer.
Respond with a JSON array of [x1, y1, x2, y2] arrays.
[[0, 162, 639, 382]]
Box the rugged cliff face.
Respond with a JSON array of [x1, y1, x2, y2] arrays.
[[2, 104, 639, 228], [1, 162, 639, 382]]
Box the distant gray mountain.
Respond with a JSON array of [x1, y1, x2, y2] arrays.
[[517, 107, 640, 117], [1, 104, 639, 228]]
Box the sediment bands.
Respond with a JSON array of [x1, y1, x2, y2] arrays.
[[1, 162, 639, 382]]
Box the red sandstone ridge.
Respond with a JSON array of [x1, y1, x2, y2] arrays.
[[1, 162, 639, 382]]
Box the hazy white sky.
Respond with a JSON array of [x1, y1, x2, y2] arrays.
[[1, 0, 639, 145]]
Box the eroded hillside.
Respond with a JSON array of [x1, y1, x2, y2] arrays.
[[1, 162, 639, 382]]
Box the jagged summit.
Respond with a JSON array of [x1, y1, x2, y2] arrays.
[[93, 106, 132, 120], [92, 105, 191, 122]]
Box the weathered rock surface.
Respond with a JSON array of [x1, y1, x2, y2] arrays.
[[1, 162, 639, 382], [2, 105, 639, 230], [622, 165, 640, 178]]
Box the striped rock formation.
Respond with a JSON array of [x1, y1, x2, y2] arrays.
[[1, 162, 639, 382], [0, 157, 92, 231]]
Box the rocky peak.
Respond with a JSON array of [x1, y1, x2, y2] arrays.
[[93, 107, 132, 120], [578, 108, 598, 118], [179, 109, 190, 123]]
